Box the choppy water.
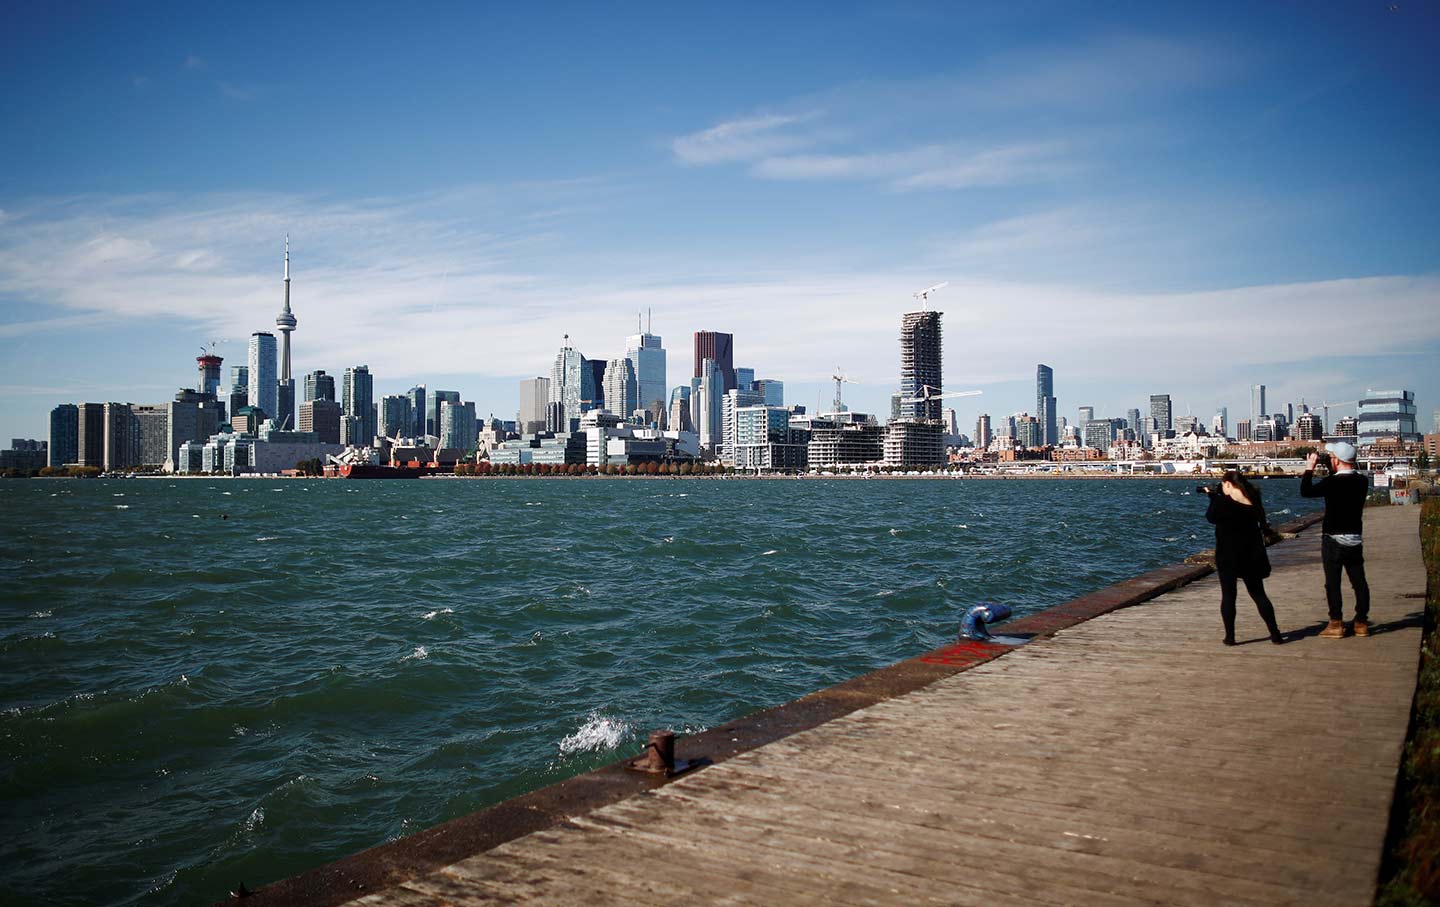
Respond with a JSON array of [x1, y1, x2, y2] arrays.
[[0, 476, 1318, 905]]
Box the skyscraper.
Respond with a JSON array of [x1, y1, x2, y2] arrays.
[[342, 365, 375, 445], [603, 357, 638, 419], [77, 403, 105, 467], [407, 385, 427, 437], [378, 395, 412, 439], [439, 400, 478, 450], [248, 333, 278, 422], [48, 404, 79, 468], [197, 352, 223, 398], [887, 309, 945, 466], [274, 236, 298, 431], [1036, 364, 1056, 446], [427, 390, 459, 437], [304, 370, 336, 403], [753, 379, 784, 408], [696, 358, 723, 451], [1357, 389, 1420, 444], [693, 331, 736, 392], [626, 319, 667, 418], [1126, 408, 1142, 434], [974, 413, 992, 450], [1214, 407, 1228, 437], [1078, 405, 1094, 426], [549, 340, 595, 431], [518, 378, 548, 434], [1251, 384, 1267, 424], [1149, 394, 1173, 434]]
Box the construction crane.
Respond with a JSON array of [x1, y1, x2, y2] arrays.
[[912, 282, 948, 308], [831, 368, 858, 413], [901, 385, 982, 404], [1321, 400, 1358, 428]]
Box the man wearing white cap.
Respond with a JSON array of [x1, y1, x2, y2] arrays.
[[1301, 441, 1371, 638]]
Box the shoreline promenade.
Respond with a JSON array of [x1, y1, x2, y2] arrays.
[[241, 505, 1424, 906]]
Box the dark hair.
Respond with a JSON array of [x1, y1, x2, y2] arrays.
[[1221, 470, 1268, 529]]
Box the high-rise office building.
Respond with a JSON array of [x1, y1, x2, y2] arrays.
[[1083, 419, 1114, 452], [166, 390, 221, 472], [696, 358, 723, 451], [693, 331, 736, 392], [427, 390, 459, 437], [304, 370, 336, 403], [248, 333, 278, 422], [102, 403, 139, 471], [549, 342, 595, 431], [1236, 419, 1253, 441], [197, 353, 223, 398], [1214, 407, 1228, 438], [342, 365, 375, 445], [1357, 389, 1420, 444], [407, 385, 427, 437], [48, 404, 79, 468], [439, 400, 478, 450], [974, 414, 992, 450], [299, 399, 342, 444], [378, 395, 412, 439], [626, 321, 667, 417], [944, 408, 960, 438], [587, 360, 607, 410], [1125, 408, 1141, 433], [274, 237, 298, 432], [603, 357, 638, 419], [753, 379, 784, 408], [1149, 394, 1173, 434], [735, 367, 756, 392], [1078, 405, 1094, 426], [1036, 364, 1056, 446], [1251, 384, 1266, 424], [518, 378, 548, 434], [77, 403, 105, 467]]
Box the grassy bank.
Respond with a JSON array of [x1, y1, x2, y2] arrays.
[[1379, 495, 1440, 906]]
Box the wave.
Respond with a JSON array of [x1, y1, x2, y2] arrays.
[[401, 645, 428, 662], [422, 608, 454, 620], [557, 712, 632, 756]]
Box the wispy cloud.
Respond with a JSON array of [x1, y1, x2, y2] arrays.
[[671, 111, 824, 165], [219, 82, 255, 102], [753, 141, 1072, 190]]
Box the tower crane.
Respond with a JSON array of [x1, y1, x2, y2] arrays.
[[1321, 399, 1358, 429], [912, 281, 948, 308], [830, 368, 858, 413], [902, 385, 982, 405]]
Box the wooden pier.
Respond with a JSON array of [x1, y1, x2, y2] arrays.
[[252, 506, 1426, 906]]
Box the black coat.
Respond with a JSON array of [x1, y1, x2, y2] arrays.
[[1206, 492, 1272, 579]]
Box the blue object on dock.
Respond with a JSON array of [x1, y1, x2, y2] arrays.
[[959, 602, 1013, 641]]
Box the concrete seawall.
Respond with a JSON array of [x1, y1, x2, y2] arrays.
[[227, 506, 1427, 906]]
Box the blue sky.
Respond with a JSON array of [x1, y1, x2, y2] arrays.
[[2, 0, 1437, 442]]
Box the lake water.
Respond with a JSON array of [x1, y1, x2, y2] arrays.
[[0, 476, 1320, 905]]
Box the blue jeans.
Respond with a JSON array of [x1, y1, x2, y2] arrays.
[[1322, 535, 1369, 622]]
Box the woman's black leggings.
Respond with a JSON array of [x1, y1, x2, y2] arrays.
[[1218, 569, 1279, 638]]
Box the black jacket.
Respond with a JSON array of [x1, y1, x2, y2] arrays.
[[1300, 470, 1368, 536], [1206, 491, 1271, 579]]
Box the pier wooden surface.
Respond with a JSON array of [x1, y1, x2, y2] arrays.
[[355, 506, 1425, 906]]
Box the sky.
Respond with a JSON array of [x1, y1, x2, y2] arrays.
[[2, 0, 1438, 442]]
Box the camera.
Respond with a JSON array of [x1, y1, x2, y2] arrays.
[[1196, 485, 1215, 495]]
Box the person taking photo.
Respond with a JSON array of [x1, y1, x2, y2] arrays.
[[1301, 441, 1371, 638]]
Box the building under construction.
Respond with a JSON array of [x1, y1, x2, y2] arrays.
[[886, 309, 947, 466]]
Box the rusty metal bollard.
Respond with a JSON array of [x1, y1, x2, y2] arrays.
[[626, 729, 703, 777]]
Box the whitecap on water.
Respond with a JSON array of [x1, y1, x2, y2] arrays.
[[30, 610, 52, 619], [661, 536, 674, 544], [222, 491, 232, 495], [401, 645, 428, 662], [557, 713, 632, 756], [115, 504, 130, 510], [761, 549, 778, 556], [422, 608, 454, 620], [1163, 536, 1181, 542], [954, 523, 968, 529], [255, 536, 278, 542], [243, 807, 264, 833], [888, 528, 901, 536]]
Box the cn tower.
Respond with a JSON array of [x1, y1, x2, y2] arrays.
[[276, 235, 297, 384]]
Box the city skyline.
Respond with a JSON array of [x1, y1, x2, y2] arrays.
[[3, 3, 1438, 440]]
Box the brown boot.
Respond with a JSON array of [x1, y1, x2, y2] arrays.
[[1319, 619, 1347, 639], [1353, 619, 1371, 637]]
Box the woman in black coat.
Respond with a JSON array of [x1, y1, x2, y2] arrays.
[[1205, 471, 1284, 645]]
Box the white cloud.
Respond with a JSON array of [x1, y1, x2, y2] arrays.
[[753, 141, 1071, 189], [670, 111, 823, 165]]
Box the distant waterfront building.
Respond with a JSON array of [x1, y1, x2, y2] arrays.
[[1251, 384, 1267, 425], [668, 386, 693, 433], [407, 385, 427, 437], [378, 395, 412, 439], [299, 399, 342, 444], [808, 412, 884, 468], [626, 322, 667, 418], [1036, 364, 1057, 446], [1149, 394, 1173, 434], [1236, 419, 1253, 442], [439, 400, 478, 450], [1125, 408, 1142, 434], [1016, 415, 1043, 449], [890, 392, 903, 422], [427, 390, 459, 437], [735, 367, 756, 393], [549, 342, 595, 431], [1357, 389, 1420, 444], [1214, 407, 1228, 438], [587, 359, 607, 411], [165, 390, 222, 472], [695, 358, 723, 452], [304, 370, 336, 403], [48, 404, 79, 467], [342, 365, 375, 445], [1175, 415, 1198, 434], [228, 366, 249, 422], [974, 414, 992, 451], [1333, 415, 1359, 438], [247, 332, 278, 423], [720, 387, 766, 465], [101, 403, 139, 471], [1295, 411, 1324, 442], [1083, 419, 1114, 453], [518, 378, 548, 434], [693, 331, 736, 392], [603, 356, 638, 420], [1078, 405, 1094, 426], [1433, 409, 1440, 435], [339, 414, 362, 446], [75, 403, 103, 467], [734, 405, 809, 471], [196, 353, 223, 398], [884, 309, 945, 467], [753, 379, 784, 408], [944, 408, 960, 438]]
